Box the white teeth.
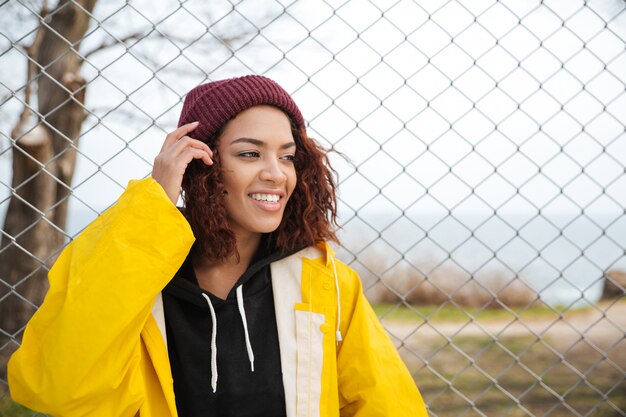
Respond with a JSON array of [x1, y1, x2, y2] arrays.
[[250, 193, 280, 203]]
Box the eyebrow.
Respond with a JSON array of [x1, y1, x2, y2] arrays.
[[230, 137, 296, 149]]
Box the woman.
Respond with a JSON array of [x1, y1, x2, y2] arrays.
[[8, 75, 427, 416]]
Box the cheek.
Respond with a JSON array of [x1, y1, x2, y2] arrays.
[[221, 174, 235, 196], [220, 163, 246, 195], [288, 168, 297, 195]]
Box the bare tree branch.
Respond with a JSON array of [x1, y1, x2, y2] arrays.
[[81, 29, 147, 59]]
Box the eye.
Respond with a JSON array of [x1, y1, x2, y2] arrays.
[[238, 151, 261, 158], [281, 154, 296, 162]]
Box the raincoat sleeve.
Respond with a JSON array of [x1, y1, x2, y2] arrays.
[[8, 178, 195, 416], [336, 263, 427, 417]]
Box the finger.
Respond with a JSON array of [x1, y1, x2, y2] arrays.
[[185, 137, 213, 157], [172, 136, 213, 158], [182, 147, 213, 167], [161, 121, 200, 151]]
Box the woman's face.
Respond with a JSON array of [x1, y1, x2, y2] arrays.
[[216, 105, 297, 240]]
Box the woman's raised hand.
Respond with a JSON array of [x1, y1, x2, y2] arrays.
[[152, 121, 213, 205]]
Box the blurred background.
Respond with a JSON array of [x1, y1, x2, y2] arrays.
[[1, 0, 625, 415]]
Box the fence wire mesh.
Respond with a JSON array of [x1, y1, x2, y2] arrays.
[[1, 0, 625, 415]]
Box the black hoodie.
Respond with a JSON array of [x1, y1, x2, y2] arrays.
[[162, 239, 296, 417]]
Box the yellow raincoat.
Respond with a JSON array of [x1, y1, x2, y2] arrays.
[[8, 178, 427, 417]]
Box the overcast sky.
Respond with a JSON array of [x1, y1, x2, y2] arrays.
[[1, 0, 625, 303]]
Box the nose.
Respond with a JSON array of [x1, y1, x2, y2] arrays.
[[260, 157, 287, 183]]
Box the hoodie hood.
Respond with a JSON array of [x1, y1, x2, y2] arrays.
[[161, 237, 301, 416], [164, 236, 292, 307]]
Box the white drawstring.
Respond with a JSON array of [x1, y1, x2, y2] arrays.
[[200, 250, 337, 393], [201, 293, 218, 393], [236, 285, 255, 372], [330, 254, 343, 343]]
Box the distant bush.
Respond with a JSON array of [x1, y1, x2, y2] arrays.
[[337, 241, 538, 309], [370, 263, 538, 308]]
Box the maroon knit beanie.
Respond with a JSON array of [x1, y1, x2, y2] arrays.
[[177, 75, 305, 142]]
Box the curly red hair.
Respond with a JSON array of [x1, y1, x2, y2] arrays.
[[182, 116, 338, 261]]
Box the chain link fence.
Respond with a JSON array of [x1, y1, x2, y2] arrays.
[[1, 0, 625, 415]]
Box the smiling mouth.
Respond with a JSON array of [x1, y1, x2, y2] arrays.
[[249, 193, 281, 203]]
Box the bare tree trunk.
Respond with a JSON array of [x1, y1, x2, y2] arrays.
[[0, 0, 98, 378]]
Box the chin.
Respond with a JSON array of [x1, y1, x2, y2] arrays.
[[229, 210, 286, 236], [255, 223, 282, 234]]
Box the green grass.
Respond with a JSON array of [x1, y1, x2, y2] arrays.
[[373, 301, 582, 323], [406, 334, 626, 417], [0, 393, 33, 417]]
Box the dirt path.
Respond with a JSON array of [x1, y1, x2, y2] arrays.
[[386, 301, 626, 353]]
